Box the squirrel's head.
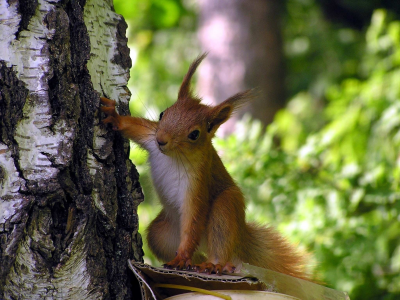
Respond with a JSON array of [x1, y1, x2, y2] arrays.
[[155, 54, 252, 157]]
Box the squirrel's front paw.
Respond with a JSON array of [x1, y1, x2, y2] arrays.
[[100, 97, 120, 130]]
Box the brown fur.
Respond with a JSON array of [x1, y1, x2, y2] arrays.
[[100, 54, 311, 280]]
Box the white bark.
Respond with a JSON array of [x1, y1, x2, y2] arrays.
[[0, 0, 142, 298]]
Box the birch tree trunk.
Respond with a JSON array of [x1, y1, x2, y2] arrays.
[[0, 0, 144, 299]]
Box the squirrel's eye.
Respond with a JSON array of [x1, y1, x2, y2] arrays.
[[188, 130, 200, 141], [159, 111, 164, 121]]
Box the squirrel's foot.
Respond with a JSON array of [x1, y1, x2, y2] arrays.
[[194, 261, 236, 275], [163, 256, 192, 271]]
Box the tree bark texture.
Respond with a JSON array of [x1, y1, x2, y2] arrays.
[[0, 0, 144, 299], [198, 0, 285, 131]]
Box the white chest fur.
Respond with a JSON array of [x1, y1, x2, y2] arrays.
[[148, 150, 190, 211]]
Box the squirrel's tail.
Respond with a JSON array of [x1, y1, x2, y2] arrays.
[[239, 222, 311, 281]]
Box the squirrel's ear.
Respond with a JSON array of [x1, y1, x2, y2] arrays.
[[178, 53, 207, 101], [208, 89, 253, 133]]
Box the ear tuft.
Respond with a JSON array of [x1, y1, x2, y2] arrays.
[[178, 53, 208, 101], [208, 89, 254, 132], [223, 89, 255, 112]]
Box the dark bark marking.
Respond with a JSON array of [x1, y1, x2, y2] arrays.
[[0, 61, 30, 189], [46, 8, 80, 122], [67, 0, 91, 79], [112, 19, 132, 71], [0, 165, 5, 185], [0, 61, 29, 147], [0, 196, 33, 296], [13, 0, 39, 38]]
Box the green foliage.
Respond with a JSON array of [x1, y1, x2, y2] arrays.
[[114, 0, 184, 30], [216, 10, 400, 299], [114, 0, 199, 120], [284, 0, 365, 98]]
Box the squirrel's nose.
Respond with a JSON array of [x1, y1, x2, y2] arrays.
[[157, 138, 168, 146], [156, 130, 170, 147]]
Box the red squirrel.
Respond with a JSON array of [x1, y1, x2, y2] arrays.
[[100, 54, 310, 279]]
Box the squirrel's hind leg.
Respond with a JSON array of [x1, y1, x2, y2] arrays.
[[147, 209, 180, 263]]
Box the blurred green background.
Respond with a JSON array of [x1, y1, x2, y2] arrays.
[[113, 1, 400, 299]]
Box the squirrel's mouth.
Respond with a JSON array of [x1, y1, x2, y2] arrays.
[[157, 143, 178, 157], [158, 145, 166, 154], [157, 142, 170, 155], [155, 129, 172, 155]]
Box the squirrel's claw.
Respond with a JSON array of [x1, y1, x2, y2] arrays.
[[102, 115, 120, 131], [163, 256, 192, 271], [162, 263, 172, 269], [215, 264, 223, 275], [194, 261, 235, 275], [195, 262, 214, 275], [222, 262, 236, 273]]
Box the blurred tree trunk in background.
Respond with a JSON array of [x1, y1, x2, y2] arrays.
[[198, 0, 285, 132], [0, 0, 143, 299]]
